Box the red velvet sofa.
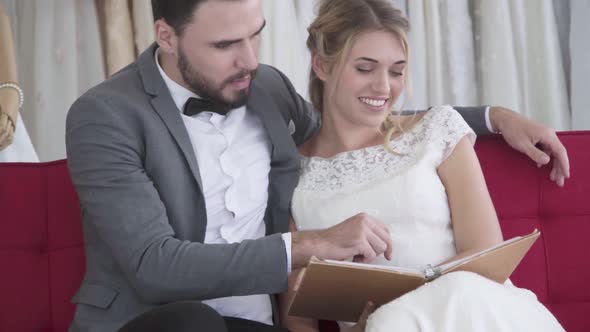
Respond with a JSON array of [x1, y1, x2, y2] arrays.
[[1, 132, 589, 332]]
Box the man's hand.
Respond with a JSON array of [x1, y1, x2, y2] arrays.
[[490, 106, 570, 187], [291, 213, 393, 269]]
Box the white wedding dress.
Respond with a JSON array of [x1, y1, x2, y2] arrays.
[[291, 106, 564, 331]]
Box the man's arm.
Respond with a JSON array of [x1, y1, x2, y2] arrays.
[[66, 94, 289, 304], [455, 106, 570, 187], [488, 106, 570, 187], [454, 106, 492, 136]]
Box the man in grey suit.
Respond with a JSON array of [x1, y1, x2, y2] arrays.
[[65, 0, 570, 331]]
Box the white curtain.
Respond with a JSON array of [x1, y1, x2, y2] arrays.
[[570, 0, 590, 130], [2, 0, 105, 162], [1, 0, 586, 163], [260, 0, 318, 100], [474, 0, 570, 130], [403, 0, 478, 110], [262, 0, 574, 132], [401, 0, 571, 130]]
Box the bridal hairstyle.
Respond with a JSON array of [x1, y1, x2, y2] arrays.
[[306, 0, 412, 153]]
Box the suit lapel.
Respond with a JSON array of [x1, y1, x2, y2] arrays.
[[247, 80, 299, 234], [150, 96, 204, 191], [247, 83, 283, 157], [138, 44, 204, 191]]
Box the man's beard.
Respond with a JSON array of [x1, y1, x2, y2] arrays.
[[178, 46, 256, 109]]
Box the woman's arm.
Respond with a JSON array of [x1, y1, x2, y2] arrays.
[[279, 218, 320, 332], [0, 4, 19, 150], [437, 136, 504, 262]]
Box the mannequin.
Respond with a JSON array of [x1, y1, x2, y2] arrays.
[[0, 3, 20, 151]]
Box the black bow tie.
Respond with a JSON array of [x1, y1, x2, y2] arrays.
[[183, 97, 231, 117]]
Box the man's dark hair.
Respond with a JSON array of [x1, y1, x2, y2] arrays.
[[151, 0, 205, 35]]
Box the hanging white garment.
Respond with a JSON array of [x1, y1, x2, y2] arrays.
[[4, 0, 105, 161], [474, 0, 570, 130], [131, 0, 155, 55], [0, 0, 38, 162], [0, 116, 39, 162], [422, 0, 447, 105], [441, 0, 477, 106], [405, 0, 477, 110], [260, 0, 313, 99], [570, 0, 590, 130], [405, 0, 428, 110], [294, 0, 318, 40]]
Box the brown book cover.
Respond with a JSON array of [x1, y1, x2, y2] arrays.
[[288, 229, 540, 322]]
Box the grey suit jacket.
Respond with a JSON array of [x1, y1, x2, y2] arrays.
[[66, 43, 491, 332]]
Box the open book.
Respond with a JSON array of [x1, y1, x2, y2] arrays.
[[288, 229, 540, 323]]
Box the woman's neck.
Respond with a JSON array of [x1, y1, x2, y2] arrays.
[[309, 112, 384, 158]]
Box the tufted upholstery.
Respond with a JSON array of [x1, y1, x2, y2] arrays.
[[0, 131, 589, 332], [0, 160, 84, 332], [476, 131, 590, 330]]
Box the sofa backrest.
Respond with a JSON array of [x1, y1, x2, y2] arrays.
[[0, 161, 84, 332], [476, 132, 590, 332], [1, 132, 589, 332]]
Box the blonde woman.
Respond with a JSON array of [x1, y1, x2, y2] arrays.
[[280, 1, 565, 331]]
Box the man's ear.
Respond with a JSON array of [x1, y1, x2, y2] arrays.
[[312, 53, 329, 81], [155, 19, 178, 55]]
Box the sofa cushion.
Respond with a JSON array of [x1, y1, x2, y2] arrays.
[[0, 161, 85, 332], [476, 132, 590, 332]]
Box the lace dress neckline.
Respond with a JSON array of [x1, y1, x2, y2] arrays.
[[301, 110, 435, 162]]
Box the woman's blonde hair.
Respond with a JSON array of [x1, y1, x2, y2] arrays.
[[306, 0, 412, 154]]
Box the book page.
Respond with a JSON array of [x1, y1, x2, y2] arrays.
[[435, 235, 524, 272], [323, 259, 424, 276], [436, 229, 540, 283]]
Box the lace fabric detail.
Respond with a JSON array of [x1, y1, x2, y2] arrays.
[[297, 105, 475, 194], [436, 107, 477, 166]]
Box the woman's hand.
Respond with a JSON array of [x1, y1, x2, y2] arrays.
[[343, 301, 376, 332]]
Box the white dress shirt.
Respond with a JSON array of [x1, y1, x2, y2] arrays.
[[484, 106, 496, 133], [155, 50, 291, 325]]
